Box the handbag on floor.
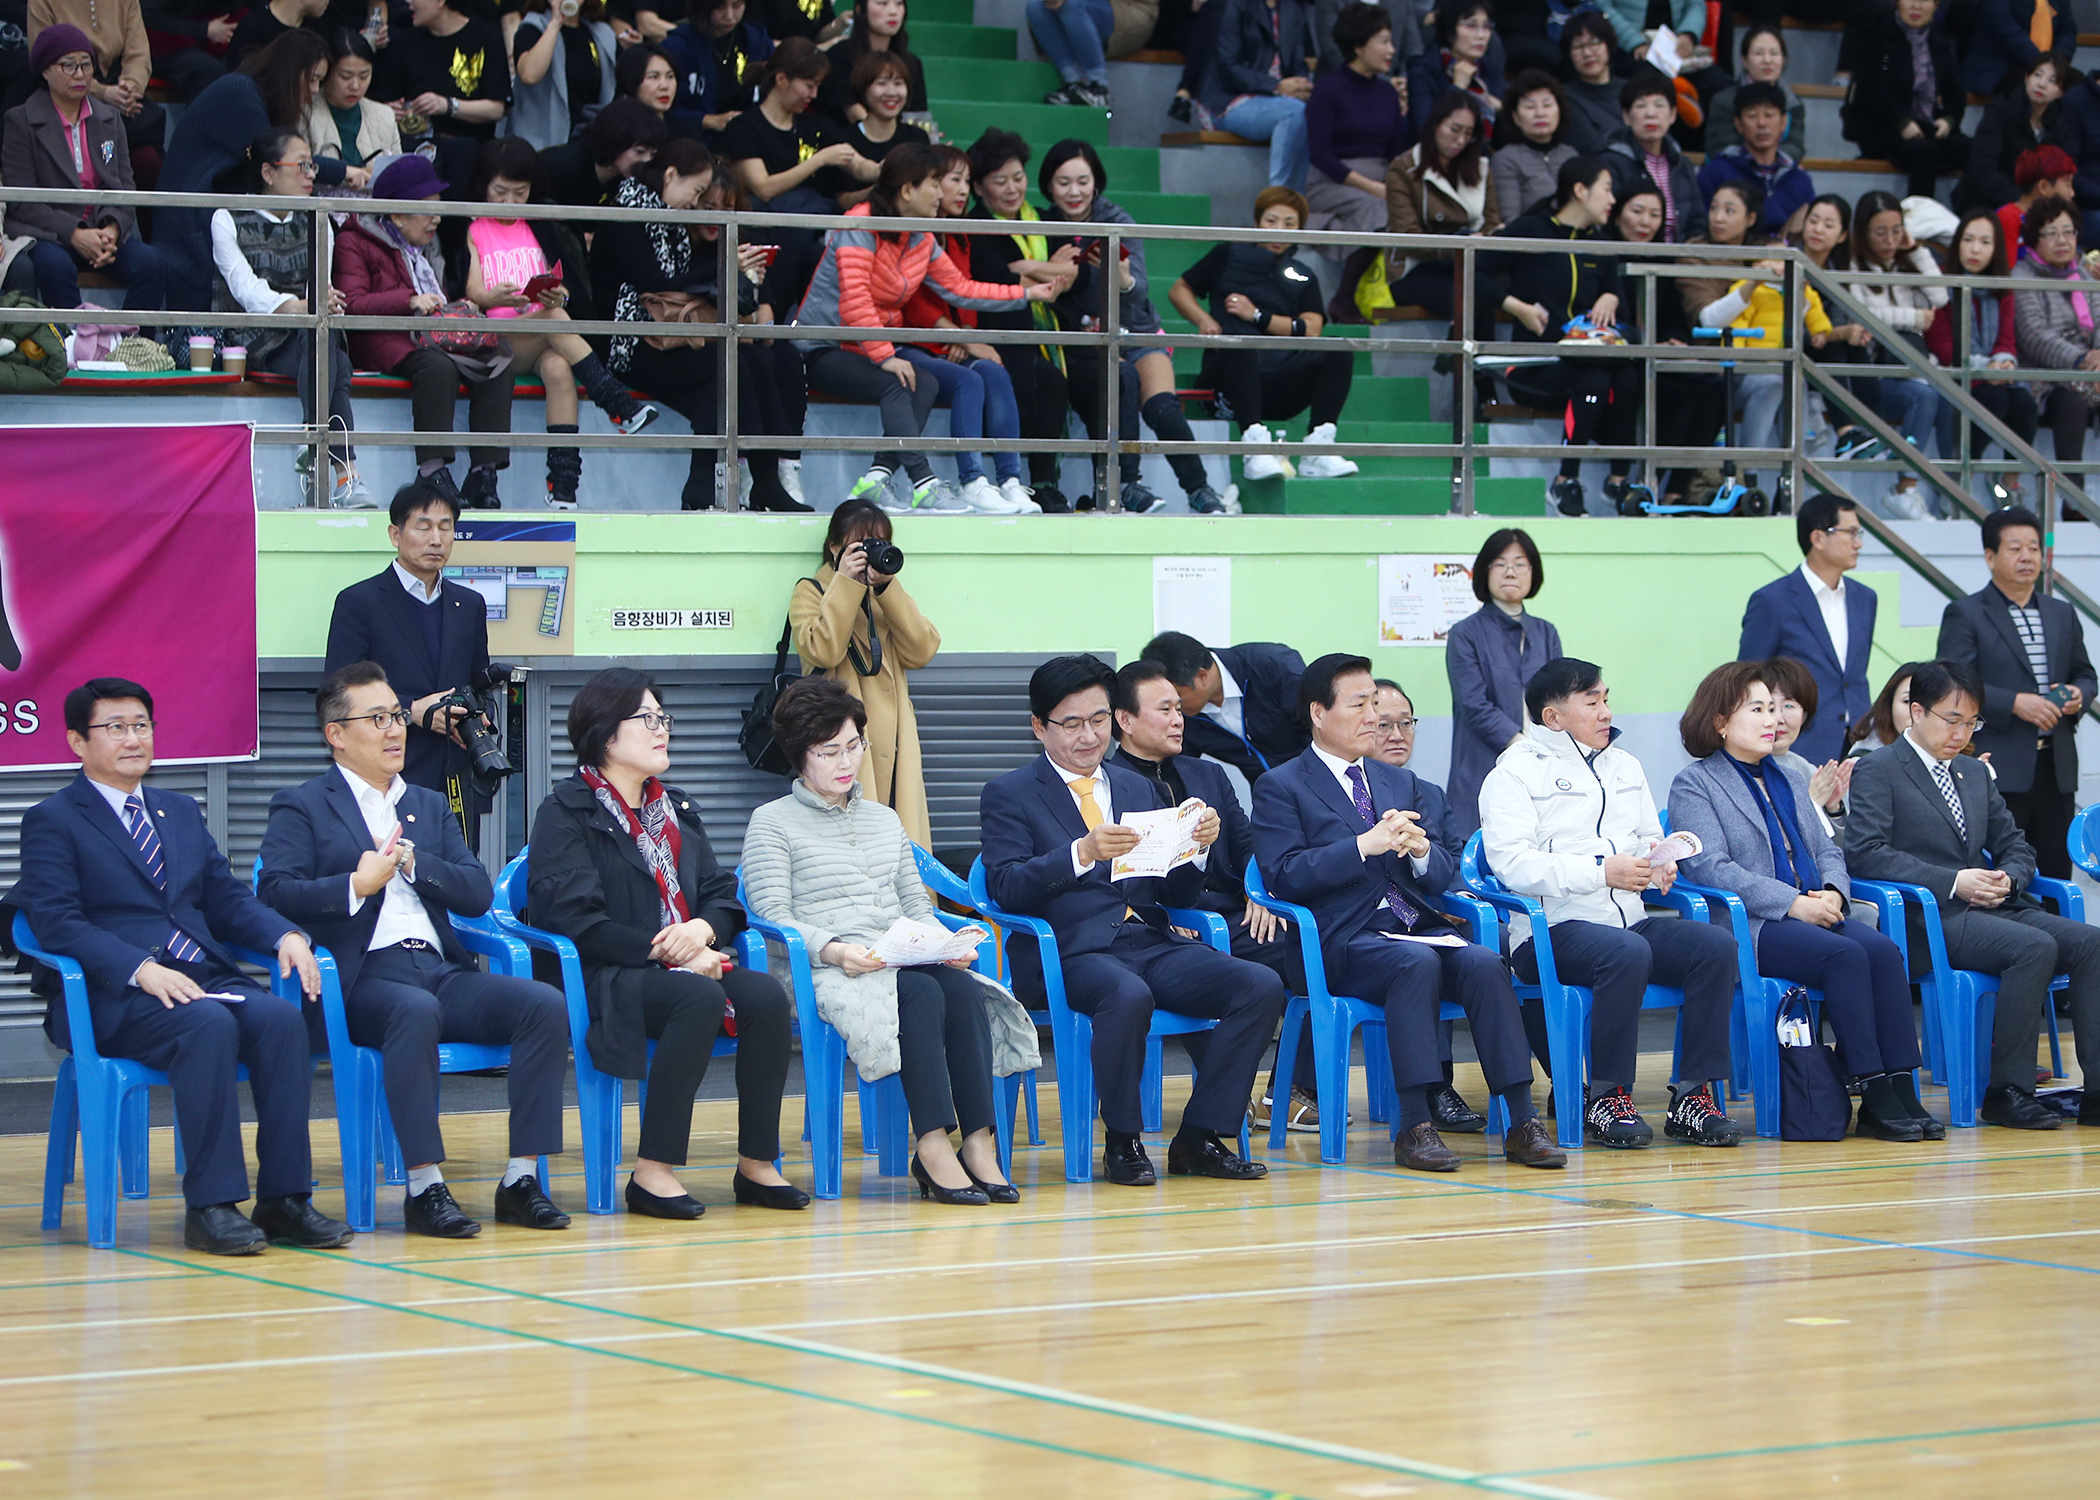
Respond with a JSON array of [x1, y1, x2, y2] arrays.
[[1777, 986, 1850, 1141]]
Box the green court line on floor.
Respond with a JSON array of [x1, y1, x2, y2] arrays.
[[0, 1270, 216, 1291], [1483, 1415, 2100, 1478], [100, 1246, 1294, 1500]]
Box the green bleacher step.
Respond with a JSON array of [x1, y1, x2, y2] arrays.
[[929, 98, 1106, 150], [1235, 474, 1540, 516], [907, 0, 977, 23], [911, 22, 1018, 58], [1097, 148, 1160, 193], [923, 57, 1062, 100]]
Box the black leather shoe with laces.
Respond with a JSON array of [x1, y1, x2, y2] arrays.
[[494, 1175, 572, 1230], [251, 1195, 354, 1248], [402, 1182, 481, 1238]]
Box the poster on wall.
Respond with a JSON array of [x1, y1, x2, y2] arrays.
[[1153, 557, 1231, 644], [0, 424, 258, 770], [1377, 554, 1477, 644]]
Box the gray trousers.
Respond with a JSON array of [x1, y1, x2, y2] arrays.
[[1939, 903, 2100, 1091]]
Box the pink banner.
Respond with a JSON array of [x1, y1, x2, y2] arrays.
[[0, 424, 258, 769]]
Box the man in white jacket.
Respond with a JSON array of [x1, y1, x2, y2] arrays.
[[1477, 658, 1743, 1148]]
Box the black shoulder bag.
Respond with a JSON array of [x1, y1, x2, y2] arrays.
[[739, 578, 819, 775]]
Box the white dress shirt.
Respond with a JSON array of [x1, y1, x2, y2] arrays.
[[1203, 658, 1247, 739], [1310, 743, 1430, 876], [393, 559, 442, 605], [209, 207, 302, 315], [1799, 561, 1849, 671], [339, 764, 448, 951]]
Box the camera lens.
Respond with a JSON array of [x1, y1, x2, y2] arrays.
[[860, 538, 905, 576]]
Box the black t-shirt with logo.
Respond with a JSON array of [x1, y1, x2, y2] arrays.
[[1179, 242, 1323, 332], [717, 106, 842, 181], [376, 19, 513, 141]]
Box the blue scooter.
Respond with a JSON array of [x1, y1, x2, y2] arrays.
[[1619, 325, 1778, 517]]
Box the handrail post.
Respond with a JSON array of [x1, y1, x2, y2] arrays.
[[1955, 281, 1972, 501], [1784, 256, 1802, 513], [1455, 240, 1475, 515], [723, 214, 742, 512], [2043, 467, 2059, 594], [311, 202, 332, 508], [1102, 224, 1122, 514]]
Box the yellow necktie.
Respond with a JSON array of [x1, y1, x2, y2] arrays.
[[2032, 4, 2053, 54], [1069, 777, 1137, 921]]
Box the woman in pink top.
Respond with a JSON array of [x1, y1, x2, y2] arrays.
[[465, 139, 659, 509]]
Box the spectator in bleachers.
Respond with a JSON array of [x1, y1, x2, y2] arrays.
[[1669, 662, 1934, 1142], [1554, 9, 1625, 157], [762, 0, 847, 47], [526, 667, 806, 1217], [2013, 193, 2100, 469], [1600, 67, 1703, 243], [1479, 155, 1648, 517], [371, 0, 510, 197], [1851, 188, 1948, 512], [506, 0, 617, 152], [1958, 50, 2071, 214], [1695, 206, 1829, 504], [797, 143, 1055, 514], [211, 125, 363, 506], [790, 499, 942, 844], [1030, 0, 1116, 109], [1311, 0, 1417, 82], [1930, 208, 2040, 493], [1696, 80, 1812, 237], [336, 154, 517, 509], [1304, 2, 1410, 253], [965, 126, 1078, 513], [538, 94, 667, 206], [616, 43, 701, 141], [140, 2, 242, 103], [663, 0, 771, 138], [464, 139, 662, 512], [1995, 142, 2077, 249], [1167, 185, 1360, 483], [1489, 69, 1572, 223], [230, 0, 328, 66], [830, 49, 929, 205], [1843, 0, 1970, 201], [1705, 25, 1803, 157], [897, 143, 1042, 513], [1, 23, 169, 310], [1406, 0, 1502, 136], [1384, 90, 1501, 319], [1961, 0, 2068, 100], [27, 0, 166, 183], [1676, 180, 1785, 489], [1609, 180, 1722, 506], [1793, 192, 1881, 460], [721, 38, 872, 299], [1039, 136, 1229, 513], [816, 0, 926, 123], [306, 28, 400, 184], [1160, 0, 1223, 126], [1491, 0, 1554, 76], [1198, 0, 1315, 190], [1443, 526, 1558, 839]]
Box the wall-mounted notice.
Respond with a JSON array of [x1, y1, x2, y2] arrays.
[[1377, 554, 1477, 644], [1153, 557, 1231, 644]]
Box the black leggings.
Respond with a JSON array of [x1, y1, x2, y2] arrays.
[[393, 345, 513, 469], [1810, 337, 1873, 430], [746, 337, 807, 462], [624, 339, 788, 505], [1957, 380, 2040, 458], [895, 965, 996, 1139], [2043, 383, 2094, 464], [1205, 346, 1353, 431], [620, 964, 793, 1165], [1656, 371, 1726, 497], [1505, 356, 1641, 477], [805, 345, 938, 484], [1063, 350, 1208, 494], [1852, 123, 1972, 200], [1005, 346, 1072, 486]]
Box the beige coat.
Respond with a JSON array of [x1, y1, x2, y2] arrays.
[[791, 566, 940, 847], [302, 97, 403, 174], [1385, 144, 1502, 264]]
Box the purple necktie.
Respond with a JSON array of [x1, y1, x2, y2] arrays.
[[1346, 764, 1421, 928], [125, 795, 207, 964]]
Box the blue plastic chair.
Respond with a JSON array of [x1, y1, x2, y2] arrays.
[[251, 856, 541, 1232], [1245, 856, 1508, 1163], [1458, 833, 1712, 1150], [965, 856, 1249, 1183], [19, 910, 286, 1249]]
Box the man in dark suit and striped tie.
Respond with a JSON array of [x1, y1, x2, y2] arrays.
[[6, 678, 352, 1255]]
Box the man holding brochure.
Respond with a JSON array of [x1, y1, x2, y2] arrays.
[[1252, 654, 1564, 1173], [1476, 658, 1744, 1150], [979, 654, 1285, 1187]]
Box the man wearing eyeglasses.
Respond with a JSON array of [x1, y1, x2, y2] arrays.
[[1739, 494, 1877, 766], [6, 677, 349, 1255], [257, 661, 573, 1235], [1846, 658, 2100, 1129]]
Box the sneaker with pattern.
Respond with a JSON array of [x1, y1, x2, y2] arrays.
[[1583, 1085, 1653, 1148], [1663, 1084, 1743, 1147]]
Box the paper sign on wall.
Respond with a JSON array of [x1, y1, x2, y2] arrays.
[[1377, 554, 1477, 644], [1153, 557, 1231, 643]]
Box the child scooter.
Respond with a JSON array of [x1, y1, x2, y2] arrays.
[[1619, 325, 1775, 516]]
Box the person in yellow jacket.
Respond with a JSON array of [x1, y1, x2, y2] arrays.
[[1699, 258, 1831, 498], [789, 498, 942, 846]]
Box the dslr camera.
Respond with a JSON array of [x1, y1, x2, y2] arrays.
[[856, 536, 904, 576], [422, 664, 516, 792]]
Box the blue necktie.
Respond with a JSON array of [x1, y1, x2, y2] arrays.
[[124, 795, 207, 965], [1345, 764, 1421, 928]]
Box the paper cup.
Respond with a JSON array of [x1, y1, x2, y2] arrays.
[[222, 346, 247, 378], [188, 336, 215, 372]]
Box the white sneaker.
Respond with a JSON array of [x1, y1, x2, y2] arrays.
[[958, 475, 1023, 513], [1297, 421, 1360, 478], [331, 471, 377, 510], [779, 458, 807, 508], [1883, 477, 1932, 521], [1000, 476, 1042, 513], [1240, 423, 1286, 481], [851, 468, 911, 514], [1218, 482, 1243, 515], [910, 476, 971, 513]]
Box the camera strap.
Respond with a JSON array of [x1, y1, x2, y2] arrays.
[[845, 591, 882, 679]]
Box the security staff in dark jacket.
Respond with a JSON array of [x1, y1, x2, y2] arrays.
[[1140, 631, 1311, 782]]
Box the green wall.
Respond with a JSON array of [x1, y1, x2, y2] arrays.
[[257, 514, 1937, 712]]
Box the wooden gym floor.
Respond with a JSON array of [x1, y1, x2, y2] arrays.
[[1, 1054, 2095, 1499]]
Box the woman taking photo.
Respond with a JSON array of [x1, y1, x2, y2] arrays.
[[305, 29, 400, 182], [527, 668, 806, 1217], [1490, 70, 1574, 225], [1670, 661, 1939, 1143], [1444, 526, 1560, 836], [790, 498, 942, 844], [743, 676, 1036, 1205]]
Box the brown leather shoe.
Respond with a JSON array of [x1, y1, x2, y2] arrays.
[[1502, 1116, 1567, 1169], [1394, 1121, 1461, 1172]]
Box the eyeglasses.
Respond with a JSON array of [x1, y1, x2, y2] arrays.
[[809, 737, 869, 765], [1919, 708, 1985, 733], [1569, 35, 1606, 49], [2038, 223, 2081, 242], [330, 709, 411, 731], [1822, 525, 1865, 540], [52, 58, 94, 76], [624, 712, 675, 732], [1489, 558, 1531, 573], [1378, 717, 1419, 734], [270, 159, 319, 175], [86, 720, 154, 740], [1045, 710, 1114, 734]]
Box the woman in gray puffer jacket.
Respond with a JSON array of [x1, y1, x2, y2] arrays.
[[2011, 196, 2100, 464], [741, 676, 1039, 1205]]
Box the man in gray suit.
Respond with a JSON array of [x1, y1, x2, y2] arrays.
[[1935, 506, 2096, 880], [1845, 660, 2100, 1130]]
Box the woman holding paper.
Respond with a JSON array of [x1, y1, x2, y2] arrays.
[[742, 676, 1039, 1205], [1667, 661, 1937, 1142], [526, 668, 807, 1217]]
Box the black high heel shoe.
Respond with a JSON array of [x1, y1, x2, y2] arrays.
[[732, 1170, 811, 1210], [911, 1154, 988, 1206], [962, 1164, 1020, 1205], [625, 1174, 704, 1219]]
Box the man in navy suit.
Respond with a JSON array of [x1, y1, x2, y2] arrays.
[[7, 678, 352, 1256], [1739, 494, 1877, 764], [1251, 654, 1563, 1173], [323, 480, 496, 838], [259, 662, 571, 1238], [979, 654, 1285, 1186], [1140, 631, 1310, 781]]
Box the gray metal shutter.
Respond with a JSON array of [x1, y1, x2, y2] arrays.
[[224, 680, 331, 881], [908, 660, 1055, 856]]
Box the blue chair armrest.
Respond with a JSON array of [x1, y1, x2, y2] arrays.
[[1430, 891, 1495, 947], [11, 914, 97, 1065], [912, 844, 974, 906], [450, 913, 531, 973], [740, 910, 817, 992], [2027, 873, 2084, 923], [1243, 859, 1336, 1002], [1671, 878, 1763, 994], [967, 857, 1066, 1007], [1164, 906, 1232, 953], [1851, 877, 1953, 978]]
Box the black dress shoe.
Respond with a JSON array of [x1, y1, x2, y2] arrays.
[[251, 1194, 354, 1248], [963, 1165, 1021, 1204], [1166, 1132, 1267, 1180], [1395, 1121, 1460, 1172], [493, 1175, 572, 1230], [910, 1154, 989, 1205], [402, 1182, 482, 1238], [1980, 1085, 2062, 1130], [1429, 1084, 1488, 1134], [732, 1171, 812, 1210], [184, 1203, 266, 1256], [626, 1175, 704, 1219], [1102, 1135, 1156, 1186], [1855, 1105, 1927, 1142]]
